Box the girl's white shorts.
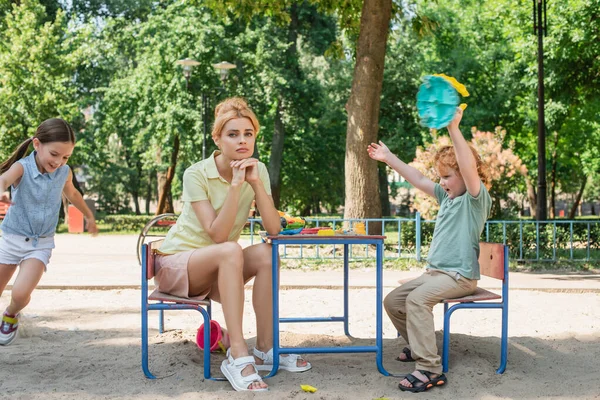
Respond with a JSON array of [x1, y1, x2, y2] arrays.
[[0, 233, 55, 269]]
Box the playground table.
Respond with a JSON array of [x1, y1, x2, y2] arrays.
[[261, 234, 390, 377]]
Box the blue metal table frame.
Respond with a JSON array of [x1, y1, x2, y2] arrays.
[[263, 234, 390, 377]]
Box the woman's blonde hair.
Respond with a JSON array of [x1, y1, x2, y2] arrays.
[[434, 144, 491, 188], [211, 97, 260, 141]]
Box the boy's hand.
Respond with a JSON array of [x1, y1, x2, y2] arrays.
[[448, 107, 463, 131], [367, 141, 392, 163]]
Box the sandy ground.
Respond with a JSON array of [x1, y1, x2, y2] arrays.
[[0, 287, 599, 400]]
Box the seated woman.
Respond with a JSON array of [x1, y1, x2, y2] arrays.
[[155, 97, 311, 392]]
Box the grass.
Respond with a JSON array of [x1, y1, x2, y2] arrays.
[[56, 223, 142, 235]]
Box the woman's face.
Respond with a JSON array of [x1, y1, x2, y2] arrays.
[[215, 117, 256, 160]]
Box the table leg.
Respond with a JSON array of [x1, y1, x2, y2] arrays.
[[376, 241, 390, 376], [344, 243, 350, 336], [266, 242, 280, 378]]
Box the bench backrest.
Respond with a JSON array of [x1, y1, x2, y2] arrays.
[[144, 239, 164, 280], [478, 242, 506, 280]]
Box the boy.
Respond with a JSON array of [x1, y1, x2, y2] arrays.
[[367, 108, 491, 393]]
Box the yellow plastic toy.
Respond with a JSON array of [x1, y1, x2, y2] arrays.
[[300, 384, 318, 393], [353, 222, 366, 235], [317, 229, 335, 236]]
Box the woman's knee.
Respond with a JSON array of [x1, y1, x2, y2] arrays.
[[243, 243, 272, 274], [255, 243, 272, 269], [218, 242, 244, 264]]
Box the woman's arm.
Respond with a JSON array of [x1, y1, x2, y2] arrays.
[[242, 160, 280, 235], [62, 169, 98, 234], [190, 159, 253, 243], [190, 184, 242, 243], [252, 185, 280, 235]]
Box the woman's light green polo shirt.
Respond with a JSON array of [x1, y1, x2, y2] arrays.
[[159, 151, 271, 254]]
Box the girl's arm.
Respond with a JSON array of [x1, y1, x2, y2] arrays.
[[447, 108, 481, 197], [0, 163, 24, 203], [368, 141, 436, 198], [62, 169, 98, 235]]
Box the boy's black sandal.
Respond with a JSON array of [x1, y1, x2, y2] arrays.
[[398, 370, 447, 393], [395, 347, 415, 362]]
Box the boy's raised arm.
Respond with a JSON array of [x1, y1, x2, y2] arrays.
[[368, 141, 436, 198], [447, 108, 481, 197]]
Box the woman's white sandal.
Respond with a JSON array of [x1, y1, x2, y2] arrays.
[[253, 347, 312, 372], [220, 350, 268, 392]]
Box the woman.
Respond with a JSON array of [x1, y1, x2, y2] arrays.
[[155, 97, 311, 392]]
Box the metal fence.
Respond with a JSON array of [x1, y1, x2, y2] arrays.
[[246, 213, 600, 263]]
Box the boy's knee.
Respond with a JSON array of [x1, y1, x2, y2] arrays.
[[405, 292, 428, 310], [384, 291, 404, 314]]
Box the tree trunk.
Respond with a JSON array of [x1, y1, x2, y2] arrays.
[[378, 165, 390, 216], [549, 131, 559, 218], [268, 99, 285, 209], [131, 160, 142, 215], [525, 176, 537, 218], [156, 135, 179, 215], [568, 176, 587, 220], [343, 0, 392, 234], [267, 5, 299, 210], [145, 169, 153, 215]]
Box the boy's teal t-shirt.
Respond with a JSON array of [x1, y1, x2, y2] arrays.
[[426, 182, 492, 280]]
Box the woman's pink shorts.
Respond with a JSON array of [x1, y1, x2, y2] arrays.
[[154, 250, 210, 300]]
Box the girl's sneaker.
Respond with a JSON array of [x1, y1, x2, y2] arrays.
[[0, 312, 19, 345]]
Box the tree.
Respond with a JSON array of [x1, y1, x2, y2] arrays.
[[89, 3, 232, 214], [342, 0, 392, 232], [0, 0, 81, 161], [201, 0, 397, 223]]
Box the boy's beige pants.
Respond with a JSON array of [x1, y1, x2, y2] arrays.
[[384, 269, 477, 374]]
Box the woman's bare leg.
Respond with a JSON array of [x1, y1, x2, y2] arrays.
[[189, 242, 266, 390], [242, 243, 307, 368]]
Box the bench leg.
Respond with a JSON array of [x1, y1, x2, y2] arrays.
[[199, 307, 213, 379], [442, 303, 450, 373], [497, 303, 508, 374], [141, 302, 156, 379], [159, 303, 164, 334]]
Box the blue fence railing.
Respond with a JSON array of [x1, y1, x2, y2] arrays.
[[246, 213, 600, 263]]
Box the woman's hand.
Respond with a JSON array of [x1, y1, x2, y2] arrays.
[[367, 141, 392, 164], [231, 158, 260, 185], [230, 158, 259, 186]]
